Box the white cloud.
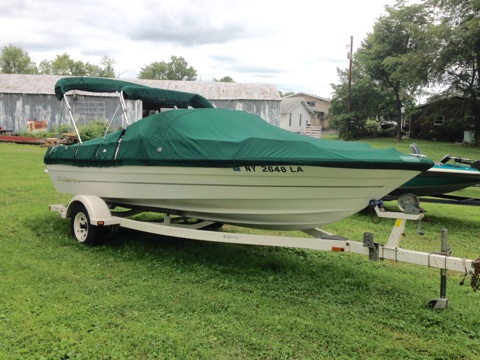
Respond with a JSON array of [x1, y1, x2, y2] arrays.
[[0, 0, 405, 97]]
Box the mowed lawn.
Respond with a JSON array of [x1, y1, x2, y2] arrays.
[[1, 140, 480, 359]]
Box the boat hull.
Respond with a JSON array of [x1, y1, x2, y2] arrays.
[[46, 164, 421, 230], [390, 164, 480, 197]]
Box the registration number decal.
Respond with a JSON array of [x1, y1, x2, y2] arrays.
[[233, 166, 304, 173]]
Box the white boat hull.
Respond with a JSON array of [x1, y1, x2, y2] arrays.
[[46, 164, 420, 230]]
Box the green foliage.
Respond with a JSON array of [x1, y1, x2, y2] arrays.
[[0, 44, 36, 74], [1, 142, 480, 358], [213, 76, 235, 83], [426, 0, 480, 143], [138, 56, 197, 80], [410, 97, 475, 141], [330, 114, 395, 140], [365, 119, 381, 137], [330, 63, 398, 139], [329, 113, 362, 140], [78, 119, 109, 141], [38, 53, 116, 77], [356, 2, 432, 141], [279, 90, 295, 97], [36, 120, 108, 141]]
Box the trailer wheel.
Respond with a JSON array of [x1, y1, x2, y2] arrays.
[[70, 204, 99, 245]]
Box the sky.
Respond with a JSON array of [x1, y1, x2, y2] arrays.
[[1, 0, 400, 98]]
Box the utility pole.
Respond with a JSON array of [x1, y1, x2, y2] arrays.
[[347, 36, 353, 114], [346, 36, 353, 135]]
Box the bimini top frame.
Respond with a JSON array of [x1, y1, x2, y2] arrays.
[[54, 76, 215, 144]]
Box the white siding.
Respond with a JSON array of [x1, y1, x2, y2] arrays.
[[280, 102, 312, 133]]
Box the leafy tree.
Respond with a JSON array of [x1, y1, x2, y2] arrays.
[[214, 76, 235, 82], [98, 56, 115, 78], [39, 54, 78, 75], [329, 62, 396, 139], [356, 1, 432, 140], [138, 56, 197, 80], [0, 44, 36, 74], [38, 59, 52, 74], [279, 91, 295, 97], [38, 53, 115, 77], [426, 0, 480, 143], [138, 61, 168, 80]]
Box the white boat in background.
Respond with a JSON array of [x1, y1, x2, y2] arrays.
[[44, 77, 434, 230]]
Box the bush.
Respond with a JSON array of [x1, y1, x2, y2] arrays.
[[330, 114, 396, 140], [364, 119, 379, 137], [41, 119, 109, 141], [79, 119, 109, 141]]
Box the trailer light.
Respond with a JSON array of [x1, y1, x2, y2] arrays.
[[97, 221, 105, 226], [332, 247, 345, 252]]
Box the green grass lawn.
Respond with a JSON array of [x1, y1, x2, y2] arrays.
[[1, 140, 480, 359]]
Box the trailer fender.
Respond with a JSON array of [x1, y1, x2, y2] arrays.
[[66, 195, 120, 226]]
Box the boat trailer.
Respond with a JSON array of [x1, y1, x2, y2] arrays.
[[49, 195, 479, 310]]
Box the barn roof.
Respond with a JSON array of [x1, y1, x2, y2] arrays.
[[0, 74, 281, 101]]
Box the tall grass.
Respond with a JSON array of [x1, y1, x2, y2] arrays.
[[1, 141, 480, 359]]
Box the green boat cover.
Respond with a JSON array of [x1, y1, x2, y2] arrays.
[[54, 77, 214, 109], [45, 107, 434, 171]]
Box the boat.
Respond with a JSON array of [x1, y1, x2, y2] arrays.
[[388, 144, 480, 197], [44, 77, 434, 230]]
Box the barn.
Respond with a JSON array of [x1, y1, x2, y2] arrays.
[[0, 74, 281, 133]]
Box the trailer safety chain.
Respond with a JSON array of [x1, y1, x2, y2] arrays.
[[471, 258, 480, 292], [368, 199, 383, 224]]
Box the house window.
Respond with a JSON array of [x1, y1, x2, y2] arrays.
[[434, 115, 445, 126], [299, 114, 302, 126], [306, 101, 315, 107], [289, 113, 292, 127]]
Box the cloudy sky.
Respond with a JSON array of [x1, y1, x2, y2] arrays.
[[2, 0, 401, 98]]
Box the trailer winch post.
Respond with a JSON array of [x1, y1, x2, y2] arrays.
[[428, 229, 450, 310]]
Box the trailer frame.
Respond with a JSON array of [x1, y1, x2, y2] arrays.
[[49, 194, 479, 309]]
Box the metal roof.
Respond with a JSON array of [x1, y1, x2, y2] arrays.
[[285, 92, 330, 102], [0, 74, 281, 101], [280, 97, 314, 114]]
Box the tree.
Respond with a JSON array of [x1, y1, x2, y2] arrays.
[[356, 1, 432, 140], [0, 44, 36, 74], [39, 53, 82, 75], [138, 56, 197, 80], [98, 56, 115, 78], [329, 61, 396, 139], [38, 53, 116, 77], [279, 91, 294, 97], [426, 0, 480, 143], [214, 76, 235, 82]]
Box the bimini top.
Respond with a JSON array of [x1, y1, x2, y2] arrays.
[[45, 106, 434, 171], [54, 77, 214, 109]]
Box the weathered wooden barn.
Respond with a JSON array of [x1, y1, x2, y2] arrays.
[[0, 74, 281, 133]]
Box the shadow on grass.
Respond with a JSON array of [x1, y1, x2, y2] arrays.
[[29, 212, 437, 308]]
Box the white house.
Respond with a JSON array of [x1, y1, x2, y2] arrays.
[[285, 92, 330, 129], [280, 97, 314, 134]]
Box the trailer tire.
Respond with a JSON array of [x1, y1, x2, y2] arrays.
[[70, 203, 99, 245]]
